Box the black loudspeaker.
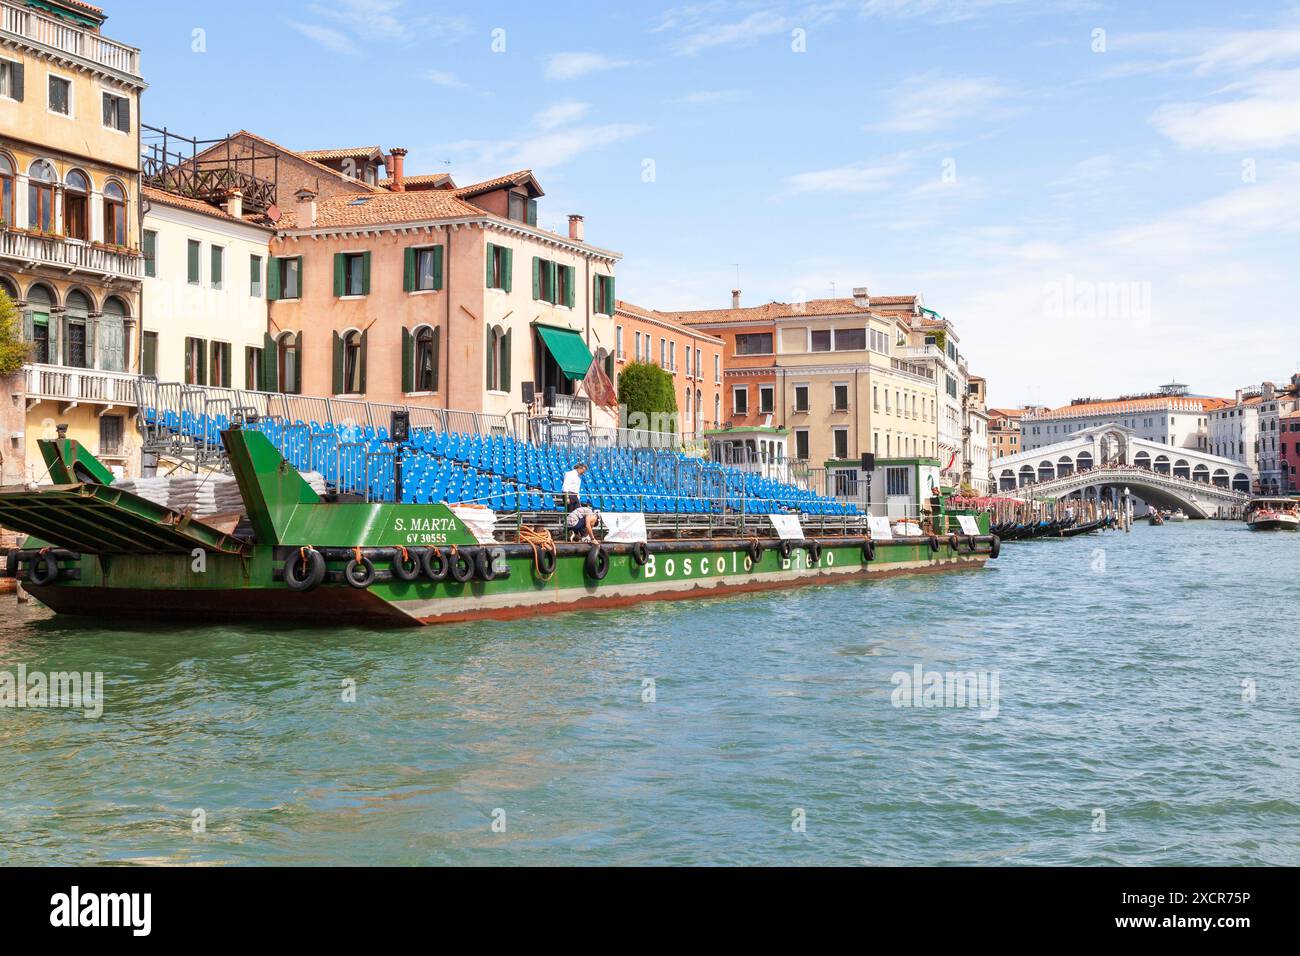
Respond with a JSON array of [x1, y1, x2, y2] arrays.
[[860, 453, 876, 472], [390, 409, 411, 443], [521, 381, 536, 404], [545, 386, 557, 408]]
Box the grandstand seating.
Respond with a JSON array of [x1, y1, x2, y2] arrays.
[[140, 405, 859, 518]]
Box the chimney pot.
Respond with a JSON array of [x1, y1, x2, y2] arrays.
[[389, 147, 408, 192], [568, 214, 585, 242], [731, 289, 741, 309], [224, 189, 244, 220], [294, 187, 318, 228], [852, 286, 870, 308]]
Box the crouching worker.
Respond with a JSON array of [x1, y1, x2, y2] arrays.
[[566, 505, 599, 543]]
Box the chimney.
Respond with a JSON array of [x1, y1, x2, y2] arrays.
[[852, 286, 870, 308], [294, 187, 318, 228], [224, 189, 243, 220], [731, 289, 741, 309], [568, 214, 584, 242], [1263, 381, 1276, 400], [388, 147, 408, 192]]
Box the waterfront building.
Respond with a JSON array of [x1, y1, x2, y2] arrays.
[[140, 182, 274, 390], [1280, 408, 1300, 492], [613, 300, 724, 441], [653, 288, 942, 500], [1021, 383, 1226, 455], [1246, 376, 1300, 493], [964, 375, 990, 494], [0, 0, 146, 483], [267, 167, 621, 427], [988, 407, 1027, 460]]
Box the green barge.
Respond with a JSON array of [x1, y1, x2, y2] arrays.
[[1, 428, 999, 626]]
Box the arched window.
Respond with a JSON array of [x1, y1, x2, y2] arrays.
[[1211, 468, 1229, 488], [103, 181, 127, 246], [1038, 460, 1055, 482], [343, 329, 364, 394], [413, 326, 438, 392], [1173, 459, 1190, 479], [0, 274, 17, 301], [1153, 455, 1170, 474], [26, 283, 54, 364], [486, 325, 510, 393], [65, 289, 92, 369], [64, 169, 89, 240], [1057, 455, 1074, 476], [684, 385, 692, 432], [28, 160, 56, 232], [1192, 464, 1210, 483], [278, 332, 299, 395], [100, 295, 128, 372], [0, 155, 14, 227]]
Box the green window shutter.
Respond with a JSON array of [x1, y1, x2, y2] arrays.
[[432, 245, 444, 290], [403, 247, 416, 293], [605, 276, 616, 316], [267, 258, 280, 300], [187, 241, 200, 284], [485, 242, 495, 287], [547, 261, 558, 304], [359, 329, 368, 393], [526, 199, 537, 226], [262, 333, 278, 391], [332, 331, 343, 395], [361, 252, 371, 296], [532, 256, 541, 300], [502, 247, 513, 293], [401, 327, 413, 392], [501, 328, 511, 393], [593, 275, 600, 310], [565, 266, 576, 308], [485, 328, 494, 390], [333, 253, 345, 297], [431, 327, 441, 391], [184, 338, 192, 384], [197, 340, 207, 386], [295, 258, 304, 298]]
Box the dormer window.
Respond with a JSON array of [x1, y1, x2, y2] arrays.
[[508, 191, 537, 225]]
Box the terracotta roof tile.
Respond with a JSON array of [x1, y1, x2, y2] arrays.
[[654, 297, 894, 326], [222, 130, 382, 193], [298, 146, 383, 162], [453, 170, 541, 198], [278, 189, 486, 229], [380, 173, 456, 190], [143, 185, 273, 227]]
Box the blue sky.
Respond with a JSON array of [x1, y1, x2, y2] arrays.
[[110, 0, 1300, 407]]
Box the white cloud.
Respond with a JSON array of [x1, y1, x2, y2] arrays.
[[786, 160, 904, 193], [440, 123, 649, 177], [287, 21, 359, 56], [868, 72, 1014, 133], [534, 101, 591, 131], [673, 89, 747, 105], [542, 52, 630, 81], [671, 9, 788, 55], [1151, 69, 1300, 152], [859, 0, 1029, 23], [426, 70, 467, 89]]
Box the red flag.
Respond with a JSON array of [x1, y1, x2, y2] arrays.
[[583, 359, 619, 408]]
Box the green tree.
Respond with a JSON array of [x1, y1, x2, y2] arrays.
[[617, 361, 679, 433], [0, 291, 28, 377]]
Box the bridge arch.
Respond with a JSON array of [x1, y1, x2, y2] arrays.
[[1232, 473, 1250, 493], [1173, 459, 1190, 479]]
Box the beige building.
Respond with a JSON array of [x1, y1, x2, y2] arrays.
[[0, 0, 145, 482]]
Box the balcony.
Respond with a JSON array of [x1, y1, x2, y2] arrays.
[[0, 0, 141, 78], [24, 363, 138, 409], [1, 229, 143, 280]]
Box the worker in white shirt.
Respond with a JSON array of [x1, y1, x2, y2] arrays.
[[562, 462, 587, 511]]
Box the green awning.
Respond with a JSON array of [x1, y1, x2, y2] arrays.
[[536, 325, 593, 381]]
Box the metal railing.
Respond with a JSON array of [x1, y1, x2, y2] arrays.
[[0, 0, 140, 76]]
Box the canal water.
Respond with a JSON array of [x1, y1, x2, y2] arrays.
[[1, 521, 1296, 865]]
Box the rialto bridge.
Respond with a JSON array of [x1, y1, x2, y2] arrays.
[[989, 424, 1252, 518]]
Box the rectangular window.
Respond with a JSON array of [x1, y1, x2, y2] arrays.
[[809, 329, 832, 352], [210, 341, 231, 388], [210, 245, 224, 290], [275, 256, 301, 299], [714, 354, 721, 383], [143, 230, 157, 278], [250, 255, 262, 296], [794, 429, 810, 461], [732, 386, 749, 416], [634, 331, 641, 361], [660, 338, 666, 367], [886, 466, 910, 497], [48, 74, 70, 115], [339, 252, 367, 296], [684, 346, 691, 377], [759, 384, 774, 414], [0, 59, 21, 102], [833, 428, 849, 459], [834, 327, 866, 351], [412, 246, 441, 291], [102, 91, 130, 132], [833, 383, 850, 411], [555, 262, 570, 305], [486, 243, 512, 291], [616, 326, 624, 359], [99, 414, 124, 457], [142, 331, 158, 377], [245, 346, 263, 390], [793, 384, 809, 413], [594, 274, 615, 315], [669, 341, 677, 372], [183, 336, 206, 385], [695, 348, 701, 378], [734, 333, 773, 356], [187, 240, 201, 284], [508, 192, 537, 225]]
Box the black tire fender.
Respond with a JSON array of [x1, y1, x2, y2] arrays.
[[422, 547, 449, 582], [392, 549, 421, 582], [989, 535, 1002, 559], [862, 539, 876, 563], [778, 540, 794, 560], [344, 555, 376, 589], [284, 548, 326, 592], [747, 540, 763, 564], [448, 549, 475, 584], [535, 546, 557, 578], [28, 552, 60, 586], [965, 535, 978, 553], [585, 545, 609, 580], [474, 547, 498, 582], [807, 540, 822, 565], [629, 541, 649, 567], [948, 533, 960, 552], [927, 535, 941, 553]]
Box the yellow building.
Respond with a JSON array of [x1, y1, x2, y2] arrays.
[[0, 0, 145, 482]]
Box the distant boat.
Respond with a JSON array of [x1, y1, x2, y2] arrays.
[[1245, 498, 1300, 532], [1147, 511, 1165, 526], [1166, 509, 1188, 522]]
